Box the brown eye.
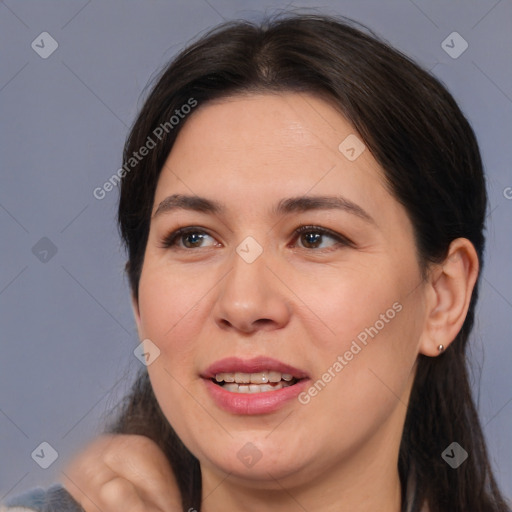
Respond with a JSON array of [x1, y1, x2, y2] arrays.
[[161, 228, 218, 249], [299, 231, 324, 248], [182, 232, 209, 248], [293, 225, 353, 250]]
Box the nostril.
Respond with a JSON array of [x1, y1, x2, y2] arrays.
[[254, 318, 273, 326]]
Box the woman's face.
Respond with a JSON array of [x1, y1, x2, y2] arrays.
[[134, 93, 430, 489]]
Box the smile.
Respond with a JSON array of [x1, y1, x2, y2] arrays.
[[213, 371, 297, 393], [202, 357, 309, 414]]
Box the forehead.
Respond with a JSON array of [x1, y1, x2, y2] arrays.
[[153, 92, 397, 222], [167, 92, 368, 173]]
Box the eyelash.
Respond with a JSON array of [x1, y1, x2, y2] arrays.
[[160, 225, 354, 251]]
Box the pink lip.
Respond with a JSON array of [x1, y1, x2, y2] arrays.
[[201, 356, 309, 379], [201, 357, 310, 415], [203, 378, 310, 415]]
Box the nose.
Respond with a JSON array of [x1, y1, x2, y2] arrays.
[[212, 247, 292, 334]]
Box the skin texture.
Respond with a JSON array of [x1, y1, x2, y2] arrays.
[[66, 92, 478, 512]]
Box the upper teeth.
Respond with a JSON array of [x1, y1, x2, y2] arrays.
[[215, 371, 294, 384]]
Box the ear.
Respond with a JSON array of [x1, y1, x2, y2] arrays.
[[419, 238, 479, 357]]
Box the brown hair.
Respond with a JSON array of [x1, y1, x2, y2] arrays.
[[109, 13, 510, 512]]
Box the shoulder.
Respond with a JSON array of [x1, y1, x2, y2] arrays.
[[0, 485, 83, 512]]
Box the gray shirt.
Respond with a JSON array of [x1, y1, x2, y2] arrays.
[[0, 485, 83, 512]]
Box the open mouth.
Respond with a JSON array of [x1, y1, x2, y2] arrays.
[[212, 370, 300, 393]]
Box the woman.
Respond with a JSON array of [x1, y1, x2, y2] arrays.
[[3, 13, 510, 512]]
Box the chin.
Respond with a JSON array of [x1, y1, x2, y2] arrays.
[[197, 436, 313, 485]]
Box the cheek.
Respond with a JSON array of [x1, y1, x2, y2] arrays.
[[137, 264, 215, 451], [295, 258, 414, 355], [303, 274, 425, 423], [297, 259, 425, 412], [137, 262, 212, 354]]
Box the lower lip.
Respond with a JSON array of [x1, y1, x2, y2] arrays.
[[203, 378, 310, 415]]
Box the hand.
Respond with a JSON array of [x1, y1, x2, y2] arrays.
[[61, 434, 182, 512]]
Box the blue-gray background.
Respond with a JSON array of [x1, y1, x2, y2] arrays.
[[1, 0, 511, 501]]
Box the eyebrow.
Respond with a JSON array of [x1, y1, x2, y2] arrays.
[[153, 194, 223, 217], [153, 193, 375, 224], [274, 196, 375, 224]]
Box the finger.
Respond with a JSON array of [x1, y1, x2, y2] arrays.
[[62, 436, 133, 511], [64, 473, 167, 512], [99, 477, 164, 512], [61, 434, 182, 512], [103, 436, 181, 510]]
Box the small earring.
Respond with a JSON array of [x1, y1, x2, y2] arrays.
[[438, 344, 445, 353]]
